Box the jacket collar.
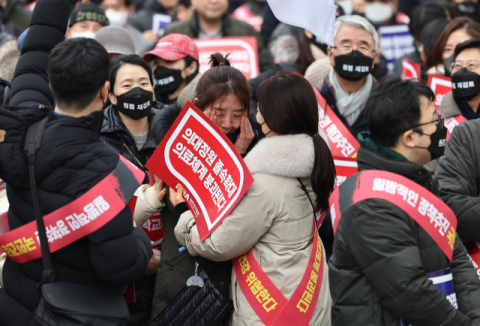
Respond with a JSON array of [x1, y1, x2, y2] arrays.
[[439, 91, 461, 118], [244, 134, 314, 178], [190, 10, 232, 36], [101, 104, 162, 150]]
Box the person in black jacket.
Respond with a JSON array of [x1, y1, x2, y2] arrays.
[[100, 54, 166, 325], [0, 0, 152, 324]]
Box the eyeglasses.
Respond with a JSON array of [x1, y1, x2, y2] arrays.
[[332, 44, 375, 56], [410, 113, 445, 130], [451, 60, 480, 74]]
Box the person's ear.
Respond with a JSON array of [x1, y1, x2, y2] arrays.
[[66, 28, 72, 39], [186, 61, 198, 76], [402, 130, 416, 149], [128, 5, 135, 17], [372, 52, 378, 69], [328, 46, 335, 67], [193, 97, 199, 105]]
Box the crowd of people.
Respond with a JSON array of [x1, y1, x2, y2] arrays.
[[0, 0, 480, 325]]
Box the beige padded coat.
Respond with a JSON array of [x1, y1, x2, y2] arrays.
[[174, 134, 332, 326]]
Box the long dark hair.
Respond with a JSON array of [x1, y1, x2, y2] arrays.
[[256, 72, 335, 212], [195, 53, 251, 112]]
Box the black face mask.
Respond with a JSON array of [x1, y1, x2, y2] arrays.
[[456, 1, 478, 14], [307, 35, 328, 54], [115, 87, 153, 120], [255, 121, 272, 140], [415, 123, 448, 160], [451, 68, 480, 101], [443, 55, 454, 77], [153, 66, 184, 99], [334, 50, 373, 81]]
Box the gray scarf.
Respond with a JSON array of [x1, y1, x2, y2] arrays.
[[329, 69, 372, 126]]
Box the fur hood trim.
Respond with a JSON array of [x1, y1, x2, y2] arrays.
[[244, 134, 314, 178]]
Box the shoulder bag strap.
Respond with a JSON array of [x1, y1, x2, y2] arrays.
[[297, 178, 316, 222], [23, 117, 55, 283]]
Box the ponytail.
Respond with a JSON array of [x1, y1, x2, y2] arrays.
[[311, 134, 335, 213]]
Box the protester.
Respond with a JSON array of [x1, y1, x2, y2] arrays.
[[66, 3, 109, 39], [329, 75, 480, 325], [95, 25, 136, 61], [392, 2, 450, 78], [142, 33, 200, 105], [436, 39, 480, 249], [0, 0, 152, 323], [162, 0, 271, 72], [100, 54, 166, 325], [419, 19, 449, 75], [172, 71, 335, 325], [97, 0, 155, 55], [172, 0, 195, 22], [298, 30, 328, 75], [430, 17, 480, 76], [323, 15, 378, 137], [150, 54, 258, 320], [128, 0, 179, 38], [363, 0, 409, 27]]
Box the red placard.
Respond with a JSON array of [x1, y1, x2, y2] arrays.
[[402, 57, 421, 80], [194, 37, 260, 80], [467, 242, 480, 279], [428, 75, 452, 109], [146, 101, 254, 241], [232, 4, 263, 31], [334, 158, 358, 187]]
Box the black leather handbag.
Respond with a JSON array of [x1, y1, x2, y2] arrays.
[[25, 118, 130, 325], [149, 261, 233, 326]]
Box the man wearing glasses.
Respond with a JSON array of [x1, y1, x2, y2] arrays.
[[436, 39, 480, 251], [329, 75, 480, 326], [320, 15, 378, 139]]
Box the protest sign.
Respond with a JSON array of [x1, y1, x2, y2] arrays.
[[379, 24, 415, 71], [232, 4, 263, 31], [194, 37, 259, 79], [428, 75, 452, 109], [401, 56, 421, 80], [152, 13, 172, 36], [146, 101, 254, 241]]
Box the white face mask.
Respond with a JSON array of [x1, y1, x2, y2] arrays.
[[105, 9, 128, 27], [70, 31, 96, 39], [365, 2, 393, 24], [336, 0, 352, 15]]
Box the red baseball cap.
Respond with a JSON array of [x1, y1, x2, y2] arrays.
[[143, 33, 199, 62]]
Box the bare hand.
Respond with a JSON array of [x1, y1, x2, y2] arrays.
[[145, 249, 161, 275], [154, 178, 167, 202], [235, 112, 255, 154], [204, 108, 218, 125], [143, 30, 158, 44], [170, 184, 185, 208]]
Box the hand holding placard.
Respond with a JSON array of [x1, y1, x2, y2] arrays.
[[146, 101, 254, 241]]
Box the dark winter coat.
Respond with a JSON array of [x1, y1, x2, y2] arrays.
[[0, 1, 152, 324], [163, 11, 271, 73], [100, 103, 164, 174], [329, 132, 480, 326], [128, 0, 168, 33], [437, 119, 480, 247], [151, 104, 259, 321]]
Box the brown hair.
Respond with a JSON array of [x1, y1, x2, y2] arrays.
[[256, 72, 335, 212], [195, 53, 251, 112], [430, 17, 480, 68]]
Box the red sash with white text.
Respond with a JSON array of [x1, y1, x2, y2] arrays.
[[0, 155, 144, 264], [313, 88, 359, 186], [233, 223, 324, 326], [467, 242, 480, 279], [329, 170, 457, 261], [444, 114, 467, 141]]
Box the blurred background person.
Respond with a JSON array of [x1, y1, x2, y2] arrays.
[[430, 17, 480, 76], [128, 0, 179, 40], [95, 25, 136, 60], [162, 0, 271, 72], [419, 18, 449, 75], [97, 0, 155, 55], [66, 3, 109, 39]]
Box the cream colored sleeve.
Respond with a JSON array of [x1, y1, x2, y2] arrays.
[[133, 184, 165, 227], [174, 175, 276, 261]]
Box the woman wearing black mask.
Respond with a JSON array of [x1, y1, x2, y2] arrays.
[[100, 54, 167, 325]]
